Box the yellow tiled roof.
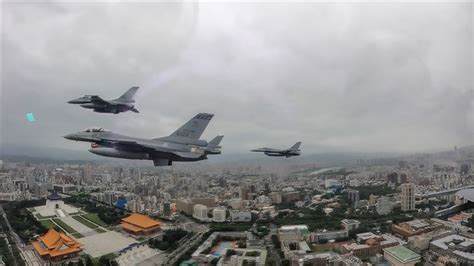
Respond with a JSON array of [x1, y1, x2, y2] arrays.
[[32, 228, 82, 259], [39, 228, 61, 249], [50, 246, 82, 257], [121, 222, 143, 232], [32, 241, 49, 256], [121, 213, 160, 229]]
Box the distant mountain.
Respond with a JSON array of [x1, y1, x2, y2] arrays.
[[1, 143, 95, 161], [398, 145, 474, 163], [1, 143, 472, 167]]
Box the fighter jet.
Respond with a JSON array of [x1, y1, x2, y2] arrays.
[[251, 142, 302, 157], [68, 87, 139, 114], [63, 113, 223, 166]]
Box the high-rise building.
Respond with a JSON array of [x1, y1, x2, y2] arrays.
[[163, 202, 171, 217], [193, 204, 208, 221], [269, 192, 282, 204], [387, 172, 398, 189], [347, 190, 360, 208], [400, 183, 415, 211], [212, 207, 226, 222], [461, 164, 471, 175], [240, 187, 250, 200], [264, 182, 271, 194], [369, 194, 379, 205], [192, 198, 216, 208], [176, 199, 194, 216], [399, 173, 408, 184], [377, 196, 392, 215], [282, 191, 300, 203], [33, 182, 49, 198], [249, 185, 256, 193], [83, 165, 92, 181]]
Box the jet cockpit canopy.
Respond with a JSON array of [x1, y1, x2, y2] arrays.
[[83, 127, 108, 133]]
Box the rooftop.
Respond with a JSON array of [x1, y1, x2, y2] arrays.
[[47, 191, 62, 200], [448, 212, 472, 222], [405, 219, 430, 230], [32, 228, 82, 258], [121, 213, 160, 229], [180, 260, 198, 266], [357, 232, 377, 240], [456, 188, 474, 202], [431, 235, 474, 250], [341, 219, 360, 225], [38, 228, 76, 249], [384, 246, 420, 263], [280, 225, 309, 231]]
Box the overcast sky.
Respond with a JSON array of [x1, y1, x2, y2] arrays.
[[1, 1, 473, 156]]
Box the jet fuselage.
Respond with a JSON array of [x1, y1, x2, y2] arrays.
[[68, 87, 140, 114], [251, 142, 302, 158], [64, 113, 222, 166], [79, 102, 136, 114], [64, 130, 208, 162], [264, 151, 300, 157]]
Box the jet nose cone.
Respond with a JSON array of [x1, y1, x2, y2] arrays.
[[63, 134, 76, 140], [68, 98, 81, 104], [68, 97, 90, 104]]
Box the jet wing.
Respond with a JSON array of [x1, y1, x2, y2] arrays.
[[138, 143, 205, 158], [172, 151, 204, 159], [106, 140, 204, 158], [103, 140, 155, 151]]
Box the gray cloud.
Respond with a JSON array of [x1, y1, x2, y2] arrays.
[[1, 2, 473, 156]]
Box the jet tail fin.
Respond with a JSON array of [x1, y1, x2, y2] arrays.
[[208, 135, 224, 148], [169, 113, 214, 139], [289, 142, 302, 150], [115, 86, 139, 103], [205, 135, 223, 155]]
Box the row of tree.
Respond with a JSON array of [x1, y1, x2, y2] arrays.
[[73, 255, 118, 266], [3, 200, 48, 241], [0, 236, 25, 266], [64, 194, 126, 225], [148, 229, 189, 251]]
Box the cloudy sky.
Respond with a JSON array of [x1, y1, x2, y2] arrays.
[[1, 1, 473, 157]]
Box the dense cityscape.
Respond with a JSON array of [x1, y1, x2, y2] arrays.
[[0, 146, 473, 265]]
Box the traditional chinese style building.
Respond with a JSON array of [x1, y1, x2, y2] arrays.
[[120, 213, 160, 235], [32, 228, 82, 262]]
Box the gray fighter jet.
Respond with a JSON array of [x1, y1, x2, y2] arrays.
[[251, 142, 301, 157], [64, 113, 223, 166], [68, 87, 139, 114]]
